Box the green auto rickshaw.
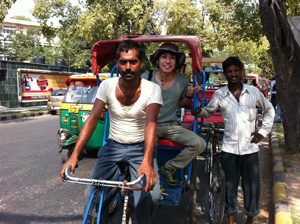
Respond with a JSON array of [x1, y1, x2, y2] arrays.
[[57, 73, 109, 163]]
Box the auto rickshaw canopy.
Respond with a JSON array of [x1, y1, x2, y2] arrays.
[[91, 34, 202, 75]]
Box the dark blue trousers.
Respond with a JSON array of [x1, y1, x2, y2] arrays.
[[83, 139, 161, 224], [221, 151, 260, 217]]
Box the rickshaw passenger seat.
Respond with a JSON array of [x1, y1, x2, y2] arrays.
[[157, 139, 185, 147], [183, 111, 224, 124]]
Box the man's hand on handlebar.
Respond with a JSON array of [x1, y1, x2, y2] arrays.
[[137, 163, 156, 193], [191, 106, 202, 116], [60, 157, 78, 180]]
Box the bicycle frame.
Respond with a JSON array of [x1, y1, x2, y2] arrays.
[[201, 124, 225, 224], [64, 166, 145, 224]]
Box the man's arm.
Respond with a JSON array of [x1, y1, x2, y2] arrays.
[[251, 90, 275, 143], [191, 92, 220, 118], [137, 103, 160, 192], [60, 99, 106, 179]]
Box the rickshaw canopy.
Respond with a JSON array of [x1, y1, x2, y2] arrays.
[[91, 35, 202, 75]]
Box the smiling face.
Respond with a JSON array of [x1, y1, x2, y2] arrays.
[[224, 65, 242, 84], [157, 52, 177, 74], [117, 48, 143, 82]]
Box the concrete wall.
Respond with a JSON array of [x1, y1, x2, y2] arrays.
[[0, 60, 90, 108]]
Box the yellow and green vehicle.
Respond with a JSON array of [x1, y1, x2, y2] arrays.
[[57, 73, 109, 163]]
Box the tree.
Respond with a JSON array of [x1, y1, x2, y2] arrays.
[[33, 0, 159, 69], [75, 0, 158, 44], [33, 0, 91, 68], [260, 0, 300, 150], [10, 16, 31, 21], [0, 0, 17, 22], [5, 28, 55, 64]]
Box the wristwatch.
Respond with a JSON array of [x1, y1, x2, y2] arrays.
[[185, 93, 193, 99]]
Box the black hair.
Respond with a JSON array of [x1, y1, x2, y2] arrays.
[[116, 40, 144, 61], [222, 56, 242, 72]]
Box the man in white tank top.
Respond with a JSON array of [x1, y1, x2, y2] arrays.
[[60, 40, 163, 224]]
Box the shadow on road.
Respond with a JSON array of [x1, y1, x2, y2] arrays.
[[0, 211, 82, 224]]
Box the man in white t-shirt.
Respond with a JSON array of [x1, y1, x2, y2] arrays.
[[60, 40, 163, 224]]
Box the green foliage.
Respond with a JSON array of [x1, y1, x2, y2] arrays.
[[29, 0, 276, 74], [163, 0, 203, 35], [32, 0, 159, 69], [0, 0, 17, 22], [285, 0, 300, 17], [10, 16, 31, 21], [53, 38, 91, 69], [4, 28, 55, 64], [76, 0, 158, 44]]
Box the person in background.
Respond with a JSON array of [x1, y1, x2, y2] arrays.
[[142, 43, 206, 186], [193, 56, 275, 224]]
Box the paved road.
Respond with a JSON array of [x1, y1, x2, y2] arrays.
[[0, 115, 272, 224], [0, 115, 215, 224], [0, 115, 97, 224]]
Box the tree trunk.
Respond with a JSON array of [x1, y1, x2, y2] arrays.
[[259, 0, 300, 150]]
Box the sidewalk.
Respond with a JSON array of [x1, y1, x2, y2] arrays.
[[0, 105, 49, 121]]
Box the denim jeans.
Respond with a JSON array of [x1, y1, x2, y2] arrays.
[[83, 139, 161, 224]]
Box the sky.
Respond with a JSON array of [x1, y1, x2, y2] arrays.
[[6, 0, 82, 26], [6, 0, 37, 22]]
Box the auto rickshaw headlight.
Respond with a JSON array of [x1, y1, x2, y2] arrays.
[[60, 132, 67, 140], [58, 129, 68, 140]]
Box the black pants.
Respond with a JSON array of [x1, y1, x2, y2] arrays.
[[221, 152, 260, 217]]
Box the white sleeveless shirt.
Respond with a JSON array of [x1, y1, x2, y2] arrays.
[[96, 77, 162, 144]]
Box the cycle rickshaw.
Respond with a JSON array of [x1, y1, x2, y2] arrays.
[[64, 35, 226, 224]]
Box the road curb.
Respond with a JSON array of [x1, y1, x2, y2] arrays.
[[0, 111, 49, 121], [270, 125, 293, 224]]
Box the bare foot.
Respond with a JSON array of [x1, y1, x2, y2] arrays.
[[228, 215, 235, 224]]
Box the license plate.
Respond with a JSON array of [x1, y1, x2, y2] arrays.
[[69, 106, 79, 113]]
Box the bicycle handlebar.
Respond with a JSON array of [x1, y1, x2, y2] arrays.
[[64, 166, 145, 190], [201, 122, 224, 132], [202, 126, 224, 132]]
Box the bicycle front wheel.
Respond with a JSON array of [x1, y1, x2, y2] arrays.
[[209, 155, 225, 224]]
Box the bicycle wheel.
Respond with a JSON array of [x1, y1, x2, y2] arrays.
[[83, 189, 104, 224], [189, 159, 201, 224], [209, 155, 225, 224]]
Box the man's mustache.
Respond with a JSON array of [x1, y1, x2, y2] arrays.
[[121, 70, 135, 75]]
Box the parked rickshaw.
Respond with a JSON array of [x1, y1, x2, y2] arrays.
[[244, 74, 270, 98], [63, 35, 226, 224], [57, 73, 109, 163]]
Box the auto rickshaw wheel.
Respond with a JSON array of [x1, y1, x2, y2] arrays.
[[61, 146, 73, 163]]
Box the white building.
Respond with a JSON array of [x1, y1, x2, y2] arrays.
[[0, 18, 55, 60]]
